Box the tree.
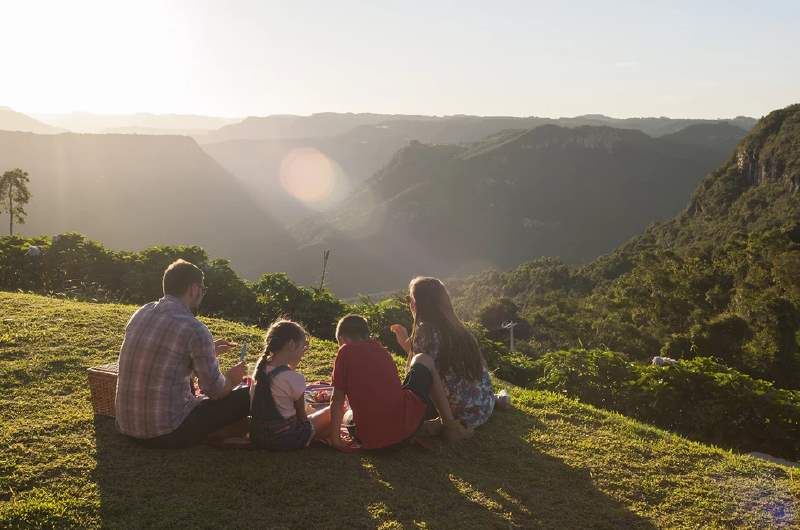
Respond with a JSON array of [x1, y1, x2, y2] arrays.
[[0, 168, 32, 236]]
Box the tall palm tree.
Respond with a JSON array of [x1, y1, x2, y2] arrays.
[[0, 168, 32, 236]]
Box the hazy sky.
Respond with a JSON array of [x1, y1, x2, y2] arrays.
[[2, 0, 798, 118]]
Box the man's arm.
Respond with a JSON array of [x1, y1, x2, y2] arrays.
[[329, 387, 346, 449], [189, 327, 244, 399]]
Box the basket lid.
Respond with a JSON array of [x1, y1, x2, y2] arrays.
[[88, 361, 119, 374]]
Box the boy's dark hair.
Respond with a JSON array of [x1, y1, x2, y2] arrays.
[[336, 314, 370, 342], [162, 259, 204, 297]]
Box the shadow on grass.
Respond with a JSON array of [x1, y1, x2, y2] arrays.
[[93, 408, 656, 529]]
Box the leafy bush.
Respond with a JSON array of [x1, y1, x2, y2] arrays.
[[536, 349, 635, 410], [452, 227, 800, 390], [0, 233, 345, 337], [348, 294, 412, 354], [534, 349, 800, 459]]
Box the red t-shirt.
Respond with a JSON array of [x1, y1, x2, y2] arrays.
[[332, 340, 426, 449]]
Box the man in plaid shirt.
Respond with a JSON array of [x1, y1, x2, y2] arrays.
[[116, 259, 248, 448]]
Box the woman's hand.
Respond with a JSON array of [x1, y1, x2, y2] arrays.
[[390, 324, 411, 352]]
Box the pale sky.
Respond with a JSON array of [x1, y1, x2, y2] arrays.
[[2, 0, 798, 119]]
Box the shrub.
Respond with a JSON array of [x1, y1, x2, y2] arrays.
[[534, 349, 800, 459], [536, 349, 636, 410], [251, 272, 345, 339], [632, 357, 800, 456], [348, 294, 412, 354], [0, 234, 346, 337]]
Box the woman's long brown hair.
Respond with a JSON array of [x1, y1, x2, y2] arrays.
[[409, 276, 484, 381]]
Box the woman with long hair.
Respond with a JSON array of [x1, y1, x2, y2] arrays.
[[391, 277, 495, 439]]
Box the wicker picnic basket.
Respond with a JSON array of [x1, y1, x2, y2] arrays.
[[87, 362, 118, 417]]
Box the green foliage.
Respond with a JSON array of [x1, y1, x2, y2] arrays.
[[347, 294, 412, 354], [201, 259, 259, 320], [534, 349, 800, 459], [536, 349, 635, 410], [251, 272, 345, 338], [453, 213, 800, 389], [0, 233, 346, 338], [477, 297, 521, 330]]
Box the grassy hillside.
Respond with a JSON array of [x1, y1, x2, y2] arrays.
[[1, 292, 797, 528]]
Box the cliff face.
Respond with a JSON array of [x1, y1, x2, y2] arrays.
[[737, 149, 800, 192], [735, 104, 800, 193]]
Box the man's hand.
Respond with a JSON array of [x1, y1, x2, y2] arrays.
[[214, 339, 237, 357], [226, 361, 246, 385], [390, 324, 411, 352]]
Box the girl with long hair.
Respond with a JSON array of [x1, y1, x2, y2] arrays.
[[391, 277, 495, 439], [250, 319, 331, 450]]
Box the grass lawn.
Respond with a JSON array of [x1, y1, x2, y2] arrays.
[[1, 291, 798, 528]]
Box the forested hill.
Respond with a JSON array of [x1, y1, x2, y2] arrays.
[[451, 104, 800, 389], [0, 131, 292, 279], [285, 122, 747, 295]]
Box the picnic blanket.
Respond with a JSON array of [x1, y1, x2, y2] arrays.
[[205, 381, 363, 451]]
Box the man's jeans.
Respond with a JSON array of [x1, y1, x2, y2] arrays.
[[135, 387, 250, 449]]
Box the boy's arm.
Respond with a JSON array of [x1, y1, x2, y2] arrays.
[[329, 388, 346, 449]]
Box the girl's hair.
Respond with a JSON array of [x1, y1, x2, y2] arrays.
[[409, 276, 484, 381], [255, 319, 307, 375]]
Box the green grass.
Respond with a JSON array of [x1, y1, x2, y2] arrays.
[[1, 292, 798, 529]]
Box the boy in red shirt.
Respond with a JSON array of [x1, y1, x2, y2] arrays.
[[329, 314, 435, 449]]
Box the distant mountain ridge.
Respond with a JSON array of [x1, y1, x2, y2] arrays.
[[202, 115, 752, 225], [31, 112, 238, 134], [202, 111, 757, 144], [0, 107, 65, 134]]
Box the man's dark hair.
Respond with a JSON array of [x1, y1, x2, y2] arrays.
[[162, 259, 204, 297], [336, 314, 370, 342]]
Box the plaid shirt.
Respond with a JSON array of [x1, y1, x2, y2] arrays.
[[115, 295, 226, 439]]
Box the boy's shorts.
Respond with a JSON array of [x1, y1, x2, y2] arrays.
[[402, 362, 433, 405]]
